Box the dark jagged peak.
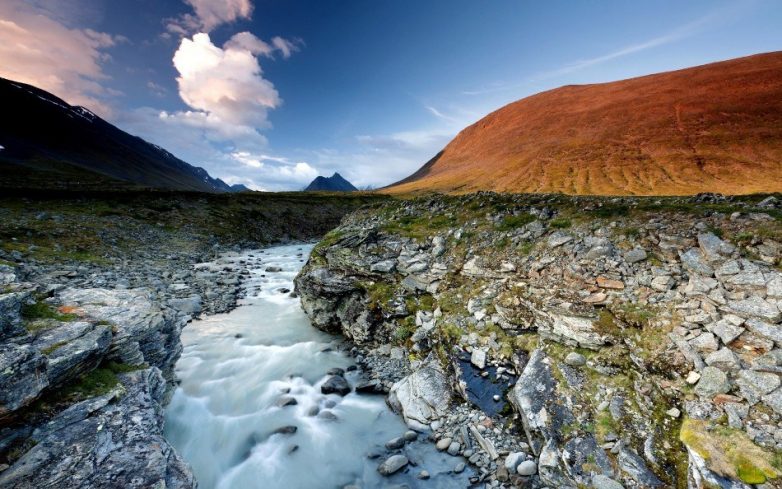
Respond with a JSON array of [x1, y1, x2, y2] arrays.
[[304, 172, 358, 192]]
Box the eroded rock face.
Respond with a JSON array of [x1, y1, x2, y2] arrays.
[[0, 286, 193, 486], [294, 193, 782, 489], [0, 368, 196, 489], [57, 288, 186, 386], [388, 361, 452, 430]]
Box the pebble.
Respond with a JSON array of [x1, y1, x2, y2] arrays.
[[436, 437, 452, 451], [565, 352, 587, 367]]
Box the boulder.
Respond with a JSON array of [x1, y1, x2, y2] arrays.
[[321, 375, 351, 396], [388, 362, 451, 430]]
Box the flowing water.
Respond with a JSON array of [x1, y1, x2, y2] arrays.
[[165, 244, 473, 489]]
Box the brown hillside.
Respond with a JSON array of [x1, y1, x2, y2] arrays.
[[386, 52, 782, 195]]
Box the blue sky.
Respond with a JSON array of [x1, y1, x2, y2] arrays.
[[1, 0, 781, 190]]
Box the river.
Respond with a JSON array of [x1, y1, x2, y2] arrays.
[[164, 244, 473, 489]]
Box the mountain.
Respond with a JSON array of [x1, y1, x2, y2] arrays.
[[0, 77, 240, 192], [386, 51, 782, 196], [305, 173, 357, 192]]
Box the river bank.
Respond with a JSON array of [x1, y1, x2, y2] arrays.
[[294, 192, 782, 489]]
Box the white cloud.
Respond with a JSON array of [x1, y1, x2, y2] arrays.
[[167, 0, 253, 35], [0, 0, 120, 116], [225, 32, 301, 59], [173, 32, 280, 127]]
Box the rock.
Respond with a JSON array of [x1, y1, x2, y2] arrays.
[[564, 352, 586, 367], [265, 266, 283, 272], [538, 312, 606, 349], [436, 437, 452, 451], [592, 474, 625, 489], [0, 344, 48, 415], [624, 248, 647, 264], [596, 277, 624, 290], [707, 318, 744, 345], [650, 275, 674, 292], [617, 447, 663, 487], [736, 370, 781, 405], [470, 348, 487, 369], [385, 437, 405, 449], [388, 362, 451, 429], [694, 366, 731, 398], [689, 332, 718, 353], [33, 321, 113, 386], [417, 470, 430, 479], [317, 410, 338, 421], [321, 375, 351, 396], [453, 462, 465, 474], [704, 348, 739, 371], [370, 260, 396, 273], [447, 441, 461, 456], [744, 318, 782, 345], [504, 452, 525, 472], [727, 297, 781, 323], [272, 425, 298, 435], [0, 291, 28, 340], [762, 387, 782, 415], [169, 294, 202, 315], [680, 249, 714, 276], [697, 233, 735, 261], [57, 288, 184, 383], [517, 460, 537, 476], [378, 454, 408, 476], [547, 231, 573, 248], [686, 371, 701, 384], [276, 395, 298, 407], [666, 407, 681, 418], [0, 368, 196, 489]]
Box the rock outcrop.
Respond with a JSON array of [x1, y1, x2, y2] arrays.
[[296, 192, 782, 488], [0, 284, 194, 488]]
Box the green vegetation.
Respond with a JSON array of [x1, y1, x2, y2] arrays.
[[52, 361, 144, 403], [392, 317, 416, 344], [680, 418, 781, 484], [497, 213, 535, 231], [22, 300, 77, 322], [550, 218, 572, 229]]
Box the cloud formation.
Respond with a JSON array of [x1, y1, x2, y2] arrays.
[[173, 33, 280, 127], [0, 0, 120, 115], [166, 0, 253, 36]]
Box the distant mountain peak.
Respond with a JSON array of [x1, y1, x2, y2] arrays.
[[305, 172, 357, 192]]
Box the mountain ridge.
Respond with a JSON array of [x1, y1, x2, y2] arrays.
[[0, 77, 241, 192], [386, 51, 782, 196]]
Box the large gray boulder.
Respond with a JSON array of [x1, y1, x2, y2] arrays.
[[0, 368, 196, 489], [388, 362, 451, 430], [0, 343, 47, 416]]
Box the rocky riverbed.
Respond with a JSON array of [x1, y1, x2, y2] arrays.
[[0, 191, 377, 488], [294, 192, 782, 488]]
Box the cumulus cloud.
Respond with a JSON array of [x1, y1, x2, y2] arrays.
[[167, 0, 253, 35], [0, 0, 120, 116], [172, 32, 280, 127]]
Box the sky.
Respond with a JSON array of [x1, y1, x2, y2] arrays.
[[1, 0, 781, 191]]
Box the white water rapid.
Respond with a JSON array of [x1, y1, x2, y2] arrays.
[[164, 244, 473, 489]]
